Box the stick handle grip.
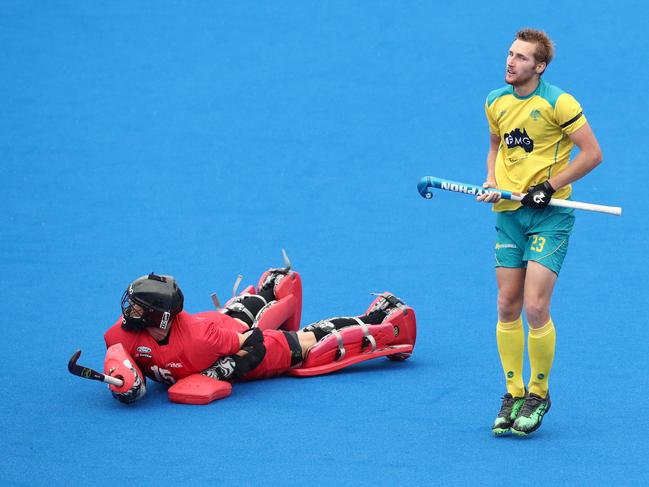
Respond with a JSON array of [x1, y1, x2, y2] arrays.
[[104, 375, 124, 387], [500, 187, 621, 215], [543, 197, 622, 216]]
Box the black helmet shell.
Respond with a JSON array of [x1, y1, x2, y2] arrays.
[[121, 273, 184, 331]]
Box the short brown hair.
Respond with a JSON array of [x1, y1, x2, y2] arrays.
[[516, 28, 555, 66]]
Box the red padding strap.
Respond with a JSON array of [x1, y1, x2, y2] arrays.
[[168, 374, 233, 405]]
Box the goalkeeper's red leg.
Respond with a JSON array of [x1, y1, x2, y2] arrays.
[[220, 268, 302, 332], [289, 292, 416, 377]]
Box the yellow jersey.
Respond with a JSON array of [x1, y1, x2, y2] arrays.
[[485, 78, 587, 211]]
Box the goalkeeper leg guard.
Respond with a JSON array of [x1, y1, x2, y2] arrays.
[[220, 270, 302, 332], [289, 292, 416, 377], [254, 269, 302, 332]]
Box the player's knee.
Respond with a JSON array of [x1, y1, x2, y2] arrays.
[[524, 300, 550, 327], [297, 330, 317, 357], [497, 293, 523, 320]]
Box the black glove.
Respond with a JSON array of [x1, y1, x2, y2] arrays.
[[109, 367, 147, 404], [202, 328, 266, 381], [521, 181, 555, 209]]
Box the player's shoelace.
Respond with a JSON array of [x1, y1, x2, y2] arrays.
[[497, 394, 520, 417], [518, 393, 546, 416]]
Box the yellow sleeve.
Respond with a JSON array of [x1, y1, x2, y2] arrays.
[[554, 93, 587, 135], [485, 99, 500, 136]]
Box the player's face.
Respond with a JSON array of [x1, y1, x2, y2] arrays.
[[125, 302, 144, 318], [505, 40, 542, 86]]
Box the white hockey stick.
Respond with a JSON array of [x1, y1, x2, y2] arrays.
[[418, 176, 622, 216]]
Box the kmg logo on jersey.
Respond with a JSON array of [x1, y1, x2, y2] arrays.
[[504, 128, 534, 153]]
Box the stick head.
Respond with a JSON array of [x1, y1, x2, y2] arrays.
[[68, 349, 82, 373], [68, 349, 104, 381], [417, 178, 434, 199]]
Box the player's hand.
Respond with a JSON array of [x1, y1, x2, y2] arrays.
[[521, 181, 555, 209], [477, 181, 501, 203], [108, 365, 147, 404]]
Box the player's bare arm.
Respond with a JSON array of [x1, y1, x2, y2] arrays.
[[547, 122, 603, 190], [478, 133, 502, 203]]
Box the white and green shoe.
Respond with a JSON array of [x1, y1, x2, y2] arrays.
[[511, 392, 551, 436], [492, 393, 526, 436]]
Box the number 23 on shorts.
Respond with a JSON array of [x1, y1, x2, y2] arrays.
[[530, 235, 546, 252]]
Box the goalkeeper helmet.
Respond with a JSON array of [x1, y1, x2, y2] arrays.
[[121, 273, 184, 331]]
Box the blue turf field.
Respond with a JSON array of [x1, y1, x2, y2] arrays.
[[2, 1, 648, 485]]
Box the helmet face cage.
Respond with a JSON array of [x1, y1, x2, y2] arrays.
[[121, 290, 153, 331]]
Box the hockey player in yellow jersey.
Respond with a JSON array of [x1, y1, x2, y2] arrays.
[[477, 29, 603, 436], [485, 74, 586, 212]]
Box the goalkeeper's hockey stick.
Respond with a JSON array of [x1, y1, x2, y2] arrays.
[[417, 176, 622, 216], [68, 349, 124, 387]]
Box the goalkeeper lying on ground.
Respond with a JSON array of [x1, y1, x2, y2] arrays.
[[103, 257, 416, 405]]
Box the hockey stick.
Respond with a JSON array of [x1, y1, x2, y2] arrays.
[[68, 349, 124, 387], [417, 176, 622, 216]]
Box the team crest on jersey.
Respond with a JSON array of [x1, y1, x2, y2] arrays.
[[504, 128, 534, 153], [136, 346, 152, 359], [530, 109, 541, 121]]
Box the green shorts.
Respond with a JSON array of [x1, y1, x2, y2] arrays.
[[495, 205, 575, 275]]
